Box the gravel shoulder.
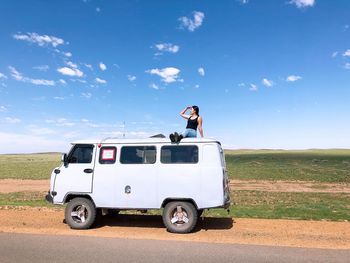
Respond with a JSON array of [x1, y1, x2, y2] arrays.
[[0, 207, 349, 250], [1, 179, 350, 194]]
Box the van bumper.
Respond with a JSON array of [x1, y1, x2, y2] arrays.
[[45, 191, 53, 203]]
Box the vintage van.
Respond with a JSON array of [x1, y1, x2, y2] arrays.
[[46, 137, 230, 233]]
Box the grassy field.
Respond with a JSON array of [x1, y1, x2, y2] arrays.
[[225, 149, 350, 183], [0, 150, 349, 221], [0, 192, 50, 207], [0, 150, 349, 182], [1, 191, 349, 221], [0, 153, 60, 180]]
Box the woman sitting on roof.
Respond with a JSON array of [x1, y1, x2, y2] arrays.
[[170, 105, 204, 143]]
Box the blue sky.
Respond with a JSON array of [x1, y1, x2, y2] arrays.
[[0, 0, 350, 153]]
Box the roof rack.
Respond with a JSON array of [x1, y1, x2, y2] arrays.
[[149, 134, 166, 138]]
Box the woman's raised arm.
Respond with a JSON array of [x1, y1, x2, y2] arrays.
[[180, 106, 191, 119]]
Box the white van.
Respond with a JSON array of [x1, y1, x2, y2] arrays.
[[46, 137, 230, 233]]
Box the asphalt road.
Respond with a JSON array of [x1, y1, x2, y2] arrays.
[[0, 233, 349, 263]]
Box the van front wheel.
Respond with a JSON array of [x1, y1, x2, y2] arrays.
[[163, 201, 198, 233], [65, 197, 96, 229]]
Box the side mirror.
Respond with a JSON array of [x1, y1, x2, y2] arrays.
[[61, 153, 68, 166]]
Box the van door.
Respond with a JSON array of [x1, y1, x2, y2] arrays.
[[116, 145, 158, 209], [53, 144, 95, 203]]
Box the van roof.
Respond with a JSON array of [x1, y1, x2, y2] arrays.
[[71, 137, 220, 145]]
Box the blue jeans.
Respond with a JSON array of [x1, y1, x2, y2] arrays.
[[181, 128, 197, 138]]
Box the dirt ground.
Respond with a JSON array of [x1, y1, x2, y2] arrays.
[[0, 206, 349, 250], [1, 179, 349, 249], [1, 179, 350, 194]]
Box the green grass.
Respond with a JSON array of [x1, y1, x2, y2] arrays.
[[0, 192, 55, 207], [205, 191, 350, 221], [0, 150, 349, 182], [0, 153, 61, 180], [225, 149, 350, 183], [1, 191, 349, 222]]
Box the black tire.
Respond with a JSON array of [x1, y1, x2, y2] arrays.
[[197, 209, 204, 217], [65, 197, 96, 230], [162, 201, 198, 233]]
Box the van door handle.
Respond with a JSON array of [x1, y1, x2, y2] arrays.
[[83, 168, 94, 174]]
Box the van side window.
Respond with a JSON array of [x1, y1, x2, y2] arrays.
[[68, 145, 94, 164], [120, 146, 156, 164], [161, 146, 198, 164], [99, 147, 117, 164]]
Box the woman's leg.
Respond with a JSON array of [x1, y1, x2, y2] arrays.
[[180, 129, 197, 139]]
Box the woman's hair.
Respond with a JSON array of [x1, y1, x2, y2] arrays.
[[192, 105, 199, 115]]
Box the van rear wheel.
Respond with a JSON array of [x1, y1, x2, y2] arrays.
[[162, 201, 198, 233], [65, 197, 96, 229]]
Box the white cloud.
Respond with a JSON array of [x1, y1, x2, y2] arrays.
[[240, 0, 249, 3], [344, 63, 350, 69], [286, 75, 302, 82], [249, 84, 258, 91], [63, 52, 72, 57], [342, 49, 350, 57], [154, 43, 180, 54], [96, 7, 101, 12], [71, 79, 86, 84], [84, 64, 93, 70], [8, 66, 24, 81], [59, 79, 67, 85], [33, 65, 49, 71], [99, 62, 107, 71], [332, 51, 338, 58], [45, 118, 75, 126], [238, 83, 245, 87], [81, 92, 92, 99], [66, 61, 78, 69], [30, 79, 55, 86], [57, 67, 84, 77], [0, 131, 68, 154], [198, 67, 205, 76], [5, 117, 21, 124], [262, 78, 274, 87], [13, 32, 64, 47], [127, 75, 136, 82], [27, 126, 56, 136], [149, 83, 159, 90], [0, 72, 8, 79], [195, 84, 200, 89], [95, 77, 107, 84], [146, 67, 181, 83], [9, 66, 55, 86], [53, 96, 65, 100], [179, 11, 205, 32], [290, 0, 315, 8], [0, 106, 7, 112]]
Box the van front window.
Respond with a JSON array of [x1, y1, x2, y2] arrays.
[[68, 145, 94, 164]]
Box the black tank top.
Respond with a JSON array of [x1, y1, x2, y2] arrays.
[[186, 116, 199, 130]]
